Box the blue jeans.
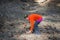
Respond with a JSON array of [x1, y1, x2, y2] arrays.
[[33, 21, 40, 34]]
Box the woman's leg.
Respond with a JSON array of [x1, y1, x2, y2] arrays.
[[33, 18, 43, 34], [33, 21, 40, 34]]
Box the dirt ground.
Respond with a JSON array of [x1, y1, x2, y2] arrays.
[[0, 1, 60, 40]]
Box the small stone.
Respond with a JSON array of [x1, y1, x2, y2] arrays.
[[10, 23, 15, 26]]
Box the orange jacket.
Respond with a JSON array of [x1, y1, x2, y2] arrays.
[[27, 13, 43, 32]]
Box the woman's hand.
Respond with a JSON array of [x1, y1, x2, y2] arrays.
[[26, 31, 32, 34]]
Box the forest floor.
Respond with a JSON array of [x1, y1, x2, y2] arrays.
[[0, 1, 60, 40]]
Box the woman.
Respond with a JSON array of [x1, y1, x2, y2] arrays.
[[24, 13, 43, 34]]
